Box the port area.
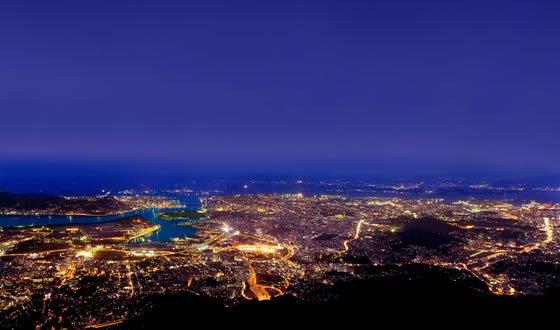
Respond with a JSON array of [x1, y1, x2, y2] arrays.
[[0, 216, 160, 258]]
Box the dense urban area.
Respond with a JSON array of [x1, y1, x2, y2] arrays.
[[1, 187, 560, 327]]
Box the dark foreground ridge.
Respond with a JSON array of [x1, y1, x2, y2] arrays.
[[2, 262, 557, 328], [120, 265, 560, 327]]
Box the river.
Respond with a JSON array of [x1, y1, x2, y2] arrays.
[[0, 195, 202, 243]]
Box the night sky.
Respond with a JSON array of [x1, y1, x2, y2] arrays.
[[1, 1, 559, 179]]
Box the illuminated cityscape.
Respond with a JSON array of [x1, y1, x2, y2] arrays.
[[2, 0, 560, 327], [2, 185, 560, 327]]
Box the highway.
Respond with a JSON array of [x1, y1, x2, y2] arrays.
[[342, 219, 366, 252], [246, 263, 271, 300]]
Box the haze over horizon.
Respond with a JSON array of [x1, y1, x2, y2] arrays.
[[2, 0, 559, 178]]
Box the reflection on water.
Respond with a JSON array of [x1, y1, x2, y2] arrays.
[[0, 196, 202, 243]]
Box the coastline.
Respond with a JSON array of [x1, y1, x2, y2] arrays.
[[0, 214, 155, 230]]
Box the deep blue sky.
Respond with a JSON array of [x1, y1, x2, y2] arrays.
[[1, 0, 559, 178]]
